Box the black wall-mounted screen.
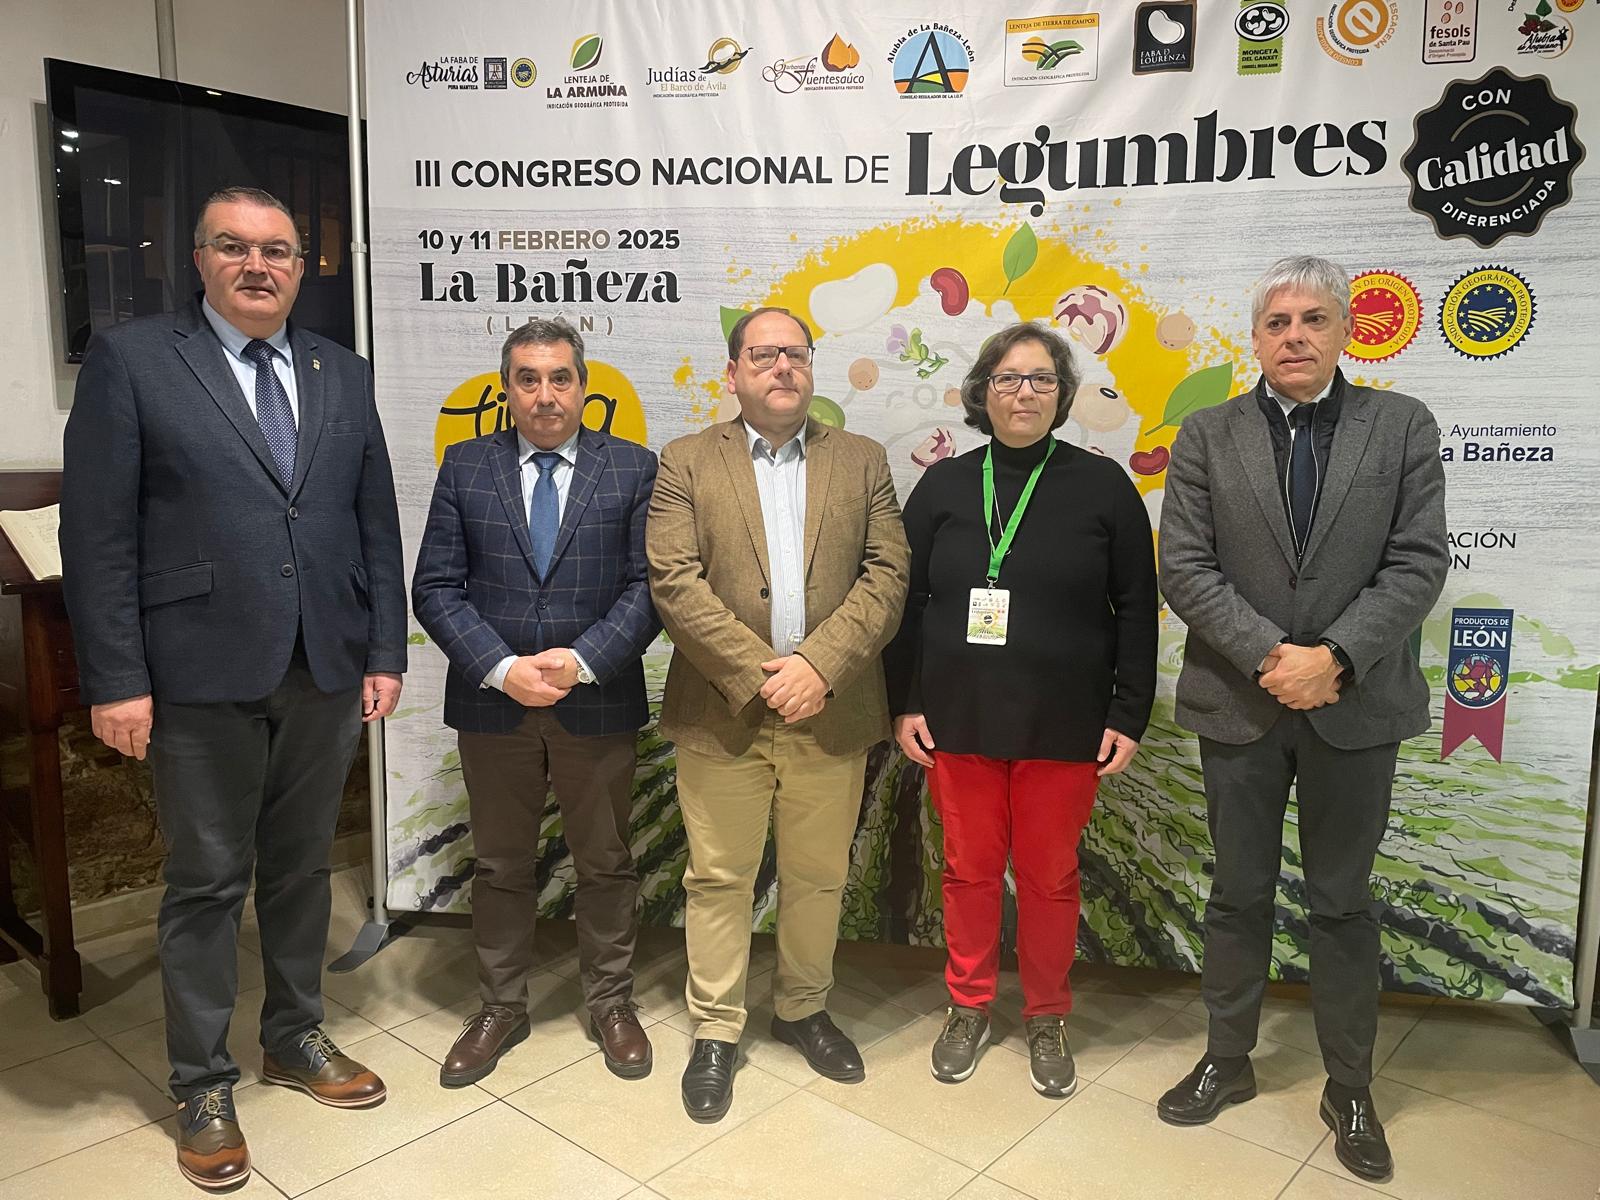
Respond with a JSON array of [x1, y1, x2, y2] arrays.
[[45, 58, 357, 363]]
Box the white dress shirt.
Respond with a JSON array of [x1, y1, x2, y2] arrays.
[[746, 420, 808, 655], [202, 297, 298, 422], [484, 428, 594, 690]]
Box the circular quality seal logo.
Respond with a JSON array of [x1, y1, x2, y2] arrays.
[[1438, 266, 1535, 361], [511, 58, 537, 87], [1451, 652, 1507, 706], [1402, 67, 1585, 248], [1345, 270, 1422, 363]]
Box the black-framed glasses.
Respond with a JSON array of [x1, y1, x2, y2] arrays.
[[988, 371, 1060, 394], [743, 344, 814, 368], [199, 236, 301, 267]]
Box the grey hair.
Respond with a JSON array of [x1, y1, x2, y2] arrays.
[[193, 187, 299, 250], [959, 322, 1081, 436], [1250, 255, 1351, 324], [500, 317, 588, 387]]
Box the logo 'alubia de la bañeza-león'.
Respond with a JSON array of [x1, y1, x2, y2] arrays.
[[1401, 67, 1583, 247]]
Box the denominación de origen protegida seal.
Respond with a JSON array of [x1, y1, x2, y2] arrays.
[[1401, 67, 1584, 249]]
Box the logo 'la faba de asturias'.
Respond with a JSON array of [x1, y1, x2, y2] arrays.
[[1401, 67, 1584, 247]]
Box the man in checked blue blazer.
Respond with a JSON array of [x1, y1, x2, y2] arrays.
[[413, 318, 660, 1087]]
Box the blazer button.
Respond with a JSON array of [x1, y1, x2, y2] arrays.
[[760, 587, 770, 599], [288, 506, 299, 520], [1288, 574, 1297, 589], [281, 564, 295, 577], [538, 598, 549, 610]]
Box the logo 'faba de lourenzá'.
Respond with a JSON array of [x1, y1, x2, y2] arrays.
[[1402, 67, 1583, 246]]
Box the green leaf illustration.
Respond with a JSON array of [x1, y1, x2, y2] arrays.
[[1143, 362, 1236, 435], [1535, 0, 1552, 16], [571, 34, 603, 70], [719, 305, 746, 344], [1037, 40, 1083, 70], [1001, 223, 1038, 295]]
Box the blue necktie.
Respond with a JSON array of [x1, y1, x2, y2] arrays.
[[1288, 403, 1317, 556], [528, 451, 563, 577], [243, 339, 297, 485]]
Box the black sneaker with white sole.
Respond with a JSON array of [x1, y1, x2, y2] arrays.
[[1024, 1014, 1077, 1098], [930, 1004, 990, 1083]]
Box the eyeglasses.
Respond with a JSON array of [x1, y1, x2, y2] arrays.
[[200, 237, 301, 267], [988, 372, 1060, 394], [743, 344, 814, 369]]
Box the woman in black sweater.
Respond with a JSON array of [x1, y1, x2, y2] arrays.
[[884, 322, 1158, 1098]]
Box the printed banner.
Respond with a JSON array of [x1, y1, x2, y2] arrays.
[[365, 1, 1600, 1006]]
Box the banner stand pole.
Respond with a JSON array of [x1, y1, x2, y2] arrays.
[[1543, 720, 1600, 1083], [331, 0, 409, 973]]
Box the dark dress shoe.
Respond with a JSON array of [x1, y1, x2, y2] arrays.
[[1320, 1088, 1394, 1181], [176, 1084, 251, 1191], [682, 1038, 738, 1123], [591, 1002, 653, 1079], [262, 1027, 387, 1107], [770, 1011, 865, 1083], [440, 1005, 531, 1087], [1157, 1057, 1258, 1125]]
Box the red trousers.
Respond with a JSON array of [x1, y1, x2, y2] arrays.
[[928, 753, 1100, 1017]]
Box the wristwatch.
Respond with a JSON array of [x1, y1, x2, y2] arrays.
[[1319, 638, 1354, 678], [575, 658, 596, 686]]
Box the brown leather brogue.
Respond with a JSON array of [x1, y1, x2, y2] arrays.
[[175, 1085, 251, 1191], [591, 1002, 652, 1079], [261, 1028, 387, 1107], [440, 1005, 531, 1087]]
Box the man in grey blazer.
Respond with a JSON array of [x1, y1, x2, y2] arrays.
[[60, 187, 406, 1191], [1156, 256, 1447, 1182]]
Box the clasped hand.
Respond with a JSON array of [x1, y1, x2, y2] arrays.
[[504, 648, 580, 707], [1258, 643, 1343, 710], [760, 655, 827, 723]]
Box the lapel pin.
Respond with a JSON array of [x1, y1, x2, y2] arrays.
[[312, 357, 321, 371]]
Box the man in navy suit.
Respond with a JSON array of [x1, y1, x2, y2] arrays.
[[413, 318, 660, 1086], [60, 187, 406, 1191]]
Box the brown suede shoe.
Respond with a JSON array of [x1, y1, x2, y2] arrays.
[[261, 1028, 387, 1107], [440, 1005, 531, 1087], [591, 1002, 652, 1079], [175, 1085, 251, 1191]]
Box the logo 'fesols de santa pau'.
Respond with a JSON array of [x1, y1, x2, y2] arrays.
[[1401, 68, 1583, 247]]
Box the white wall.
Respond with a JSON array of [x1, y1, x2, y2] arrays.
[[0, 0, 353, 469]]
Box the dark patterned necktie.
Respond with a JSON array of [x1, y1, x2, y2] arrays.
[[1288, 403, 1317, 556], [528, 451, 563, 576], [243, 339, 297, 485]]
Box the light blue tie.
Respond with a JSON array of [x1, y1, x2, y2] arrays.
[[243, 339, 297, 485], [528, 451, 563, 577]]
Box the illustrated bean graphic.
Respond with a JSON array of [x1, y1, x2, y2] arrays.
[[929, 267, 969, 316]]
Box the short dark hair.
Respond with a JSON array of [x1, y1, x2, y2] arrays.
[[500, 317, 588, 387], [193, 187, 299, 250], [959, 323, 1080, 436], [726, 306, 815, 360]]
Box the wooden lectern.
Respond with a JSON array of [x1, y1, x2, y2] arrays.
[[0, 470, 83, 1018]]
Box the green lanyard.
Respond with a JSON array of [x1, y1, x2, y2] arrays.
[[982, 438, 1055, 586]]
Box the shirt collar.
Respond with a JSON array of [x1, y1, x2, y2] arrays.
[[202, 297, 291, 364], [1265, 377, 1335, 417], [516, 427, 581, 465], [742, 418, 807, 462]]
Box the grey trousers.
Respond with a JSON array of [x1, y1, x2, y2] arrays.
[[149, 649, 361, 1101], [1197, 712, 1398, 1087], [457, 709, 640, 1016]]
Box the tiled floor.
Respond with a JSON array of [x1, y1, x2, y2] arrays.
[[3, 866, 1599, 1199]]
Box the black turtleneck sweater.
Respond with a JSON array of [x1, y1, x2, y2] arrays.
[[883, 436, 1158, 762]]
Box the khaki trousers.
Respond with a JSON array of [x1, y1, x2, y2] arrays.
[[676, 715, 867, 1042], [458, 709, 640, 1016]]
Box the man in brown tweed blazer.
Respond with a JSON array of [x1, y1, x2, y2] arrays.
[[647, 306, 909, 1123]]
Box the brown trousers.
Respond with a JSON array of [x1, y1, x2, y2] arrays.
[[458, 709, 640, 1016]]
